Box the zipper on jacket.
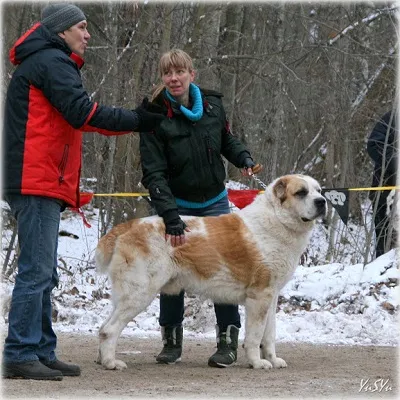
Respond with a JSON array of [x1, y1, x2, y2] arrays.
[[205, 133, 213, 165], [58, 144, 70, 184]]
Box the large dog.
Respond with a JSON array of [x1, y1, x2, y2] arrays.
[[95, 174, 327, 370]]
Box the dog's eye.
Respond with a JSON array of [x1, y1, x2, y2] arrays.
[[295, 189, 308, 197]]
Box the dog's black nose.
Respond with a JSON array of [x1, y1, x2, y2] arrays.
[[314, 197, 326, 209]]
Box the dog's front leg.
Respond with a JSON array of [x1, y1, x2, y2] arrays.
[[260, 294, 287, 368], [244, 296, 272, 370]]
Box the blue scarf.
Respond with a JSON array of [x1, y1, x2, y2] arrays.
[[165, 83, 203, 121]]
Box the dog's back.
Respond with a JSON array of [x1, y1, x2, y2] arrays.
[[95, 217, 165, 270], [95, 212, 271, 302]]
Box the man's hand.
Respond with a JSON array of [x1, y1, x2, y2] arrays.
[[242, 157, 263, 176], [134, 97, 165, 132]]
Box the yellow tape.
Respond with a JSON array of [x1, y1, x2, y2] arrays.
[[90, 186, 399, 198], [348, 186, 399, 191], [93, 193, 149, 197]]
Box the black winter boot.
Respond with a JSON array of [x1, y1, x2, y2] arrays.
[[156, 325, 183, 364], [41, 359, 81, 376], [208, 325, 239, 368], [2, 360, 63, 380]]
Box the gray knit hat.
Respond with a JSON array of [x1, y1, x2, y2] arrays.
[[41, 3, 86, 33]]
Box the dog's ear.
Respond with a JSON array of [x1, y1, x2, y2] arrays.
[[273, 177, 288, 202]]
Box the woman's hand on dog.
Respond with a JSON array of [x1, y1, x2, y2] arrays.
[[165, 217, 191, 247]]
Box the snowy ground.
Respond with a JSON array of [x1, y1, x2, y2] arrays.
[[1, 198, 399, 348]]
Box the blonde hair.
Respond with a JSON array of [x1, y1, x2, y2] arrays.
[[152, 49, 194, 101]]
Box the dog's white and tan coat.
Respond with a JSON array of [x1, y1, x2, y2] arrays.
[[96, 174, 327, 370]]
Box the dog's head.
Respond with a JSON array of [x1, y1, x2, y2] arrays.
[[271, 174, 327, 224]]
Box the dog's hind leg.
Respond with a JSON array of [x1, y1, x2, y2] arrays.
[[244, 294, 273, 370], [96, 308, 115, 365], [98, 292, 156, 370], [260, 293, 287, 368]]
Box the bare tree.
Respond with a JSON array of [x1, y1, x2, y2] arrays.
[[2, 1, 397, 264]]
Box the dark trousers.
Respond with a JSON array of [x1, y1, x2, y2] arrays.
[[159, 196, 241, 331], [373, 192, 394, 258], [3, 195, 61, 363]]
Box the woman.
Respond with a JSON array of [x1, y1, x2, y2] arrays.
[[139, 49, 261, 368]]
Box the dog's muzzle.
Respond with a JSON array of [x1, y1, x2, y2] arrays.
[[301, 197, 327, 222], [315, 197, 327, 216]]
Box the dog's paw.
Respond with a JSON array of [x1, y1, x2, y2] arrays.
[[271, 357, 287, 368], [102, 359, 127, 370], [249, 359, 273, 369], [114, 360, 128, 370]]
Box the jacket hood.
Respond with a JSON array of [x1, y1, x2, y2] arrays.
[[9, 22, 84, 67]]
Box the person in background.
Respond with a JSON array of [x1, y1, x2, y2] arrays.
[[139, 49, 262, 368], [2, 3, 164, 381], [367, 110, 398, 258]]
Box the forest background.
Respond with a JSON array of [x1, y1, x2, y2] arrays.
[[1, 1, 398, 267]]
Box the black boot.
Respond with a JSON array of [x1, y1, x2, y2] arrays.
[[2, 360, 63, 380], [156, 325, 183, 364], [208, 325, 239, 368], [41, 359, 81, 376]]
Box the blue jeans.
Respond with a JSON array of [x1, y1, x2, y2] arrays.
[[3, 195, 61, 363], [159, 195, 241, 331]]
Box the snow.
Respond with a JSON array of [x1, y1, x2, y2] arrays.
[[1, 200, 399, 348]]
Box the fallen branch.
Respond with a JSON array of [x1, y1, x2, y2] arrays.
[[58, 257, 74, 276]]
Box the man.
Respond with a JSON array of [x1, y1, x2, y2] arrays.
[[367, 110, 398, 258], [2, 3, 163, 381]]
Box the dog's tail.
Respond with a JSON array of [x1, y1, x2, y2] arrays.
[[95, 227, 127, 274], [95, 220, 134, 274], [95, 236, 115, 274]]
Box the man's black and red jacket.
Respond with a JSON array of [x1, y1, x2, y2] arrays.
[[3, 23, 139, 207]]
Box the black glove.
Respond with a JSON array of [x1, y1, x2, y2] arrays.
[[134, 97, 165, 132], [243, 157, 255, 169], [243, 157, 263, 174], [163, 210, 187, 236], [165, 218, 187, 236]]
